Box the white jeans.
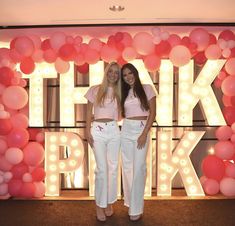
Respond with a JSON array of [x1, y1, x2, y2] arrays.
[[121, 119, 149, 216], [91, 121, 120, 208]]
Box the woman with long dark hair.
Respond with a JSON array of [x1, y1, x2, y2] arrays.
[[85, 62, 121, 222], [120, 63, 156, 221]]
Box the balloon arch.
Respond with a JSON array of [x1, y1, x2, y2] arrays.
[[0, 26, 235, 199]]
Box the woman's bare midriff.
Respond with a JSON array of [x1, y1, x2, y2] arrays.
[[94, 118, 114, 122], [126, 116, 148, 120]]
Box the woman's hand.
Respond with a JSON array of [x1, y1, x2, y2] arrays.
[[137, 132, 147, 149], [86, 130, 94, 148]]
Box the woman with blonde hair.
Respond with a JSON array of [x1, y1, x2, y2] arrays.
[[85, 62, 121, 221]]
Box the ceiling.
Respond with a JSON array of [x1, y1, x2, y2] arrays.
[[1, 0, 235, 27]]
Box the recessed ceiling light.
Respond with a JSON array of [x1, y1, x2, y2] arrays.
[[109, 5, 125, 12]]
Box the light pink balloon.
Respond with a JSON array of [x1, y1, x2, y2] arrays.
[[199, 175, 208, 186], [22, 172, 33, 182], [169, 45, 191, 67], [220, 177, 235, 196], [0, 175, 3, 184], [50, 32, 66, 51], [133, 32, 155, 55], [2, 86, 28, 110], [122, 47, 137, 61], [225, 58, 235, 75], [0, 138, 8, 154], [10, 113, 29, 129], [23, 142, 44, 166], [5, 147, 23, 165], [203, 178, 220, 195], [0, 183, 8, 196], [221, 75, 235, 96], [214, 141, 235, 160], [32, 49, 43, 62], [225, 162, 235, 178], [215, 126, 233, 141], [7, 128, 29, 148], [54, 58, 70, 74], [231, 122, 235, 133], [3, 171, 12, 182], [205, 44, 222, 59], [0, 84, 6, 95], [34, 182, 45, 198], [100, 45, 119, 62], [189, 28, 210, 51]]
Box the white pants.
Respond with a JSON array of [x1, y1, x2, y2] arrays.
[[91, 121, 120, 208], [121, 119, 149, 216]]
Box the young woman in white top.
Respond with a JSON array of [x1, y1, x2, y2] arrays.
[[120, 63, 156, 221], [85, 62, 121, 222]]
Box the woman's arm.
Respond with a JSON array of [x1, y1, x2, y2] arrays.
[[86, 101, 94, 148], [137, 96, 156, 149]]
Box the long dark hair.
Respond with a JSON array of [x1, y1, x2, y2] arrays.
[[121, 63, 149, 117]]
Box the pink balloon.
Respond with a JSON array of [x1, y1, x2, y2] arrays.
[[231, 134, 235, 143], [7, 128, 29, 148], [58, 44, 77, 61], [202, 155, 225, 181], [66, 35, 74, 44], [155, 41, 171, 58], [0, 138, 8, 154], [34, 181, 45, 198], [0, 119, 12, 136], [22, 172, 32, 182], [2, 86, 28, 110], [223, 106, 235, 125], [120, 32, 132, 47], [214, 77, 222, 89], [3, 171, 13, 182], [205, 44, 221, 59], [50, 32, 66, 51], [225, 58, 235, 75], [214, 141, 235, 160], [28, 35, 41, 49], [0, 67, 15, 87], [144, 54, 161, 72], [14, 36, 35, 57], [84, 48, 99, 64], [218, 30, 235, 41], [5, 147, 23, 165], [31, 167, 46, 181], [203, 178, 220, 195], [222, 95, 232, 106], [122, 47, 137, 62], [168, 34, 181, 47], [189, 28, 210, 51], [0, 183, 8, 196], [54, 58, 70, 74], [100, 45, 120, 62], [221, 76, 235, 96], [215, 126, 233, 141], [10, 113, 29, 129], [35, 132, 45, 143], [169, 45, 191, 67], [0, 155, 13, 171], [23, 142, 44, 166], [220, 177, 235, 196], [20, 182, 35, 198], [43, 49, 57, 63], [32, 49, 43, 62], [199, 175, 208, 186], [133, 32, 155, 55], [225, 162, 235, 178], [89, 38, 103, 51], [8, 179, 23, 196], [20, 57, 35, 74], [11, 163, 29, 179]]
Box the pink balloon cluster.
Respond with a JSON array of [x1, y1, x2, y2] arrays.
[[201, 124, 235, 196], [0, 59, 46, 199], [0, 28, 234, 76]]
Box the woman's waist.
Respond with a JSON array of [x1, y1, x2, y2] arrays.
[[125, 116, 148, 120]]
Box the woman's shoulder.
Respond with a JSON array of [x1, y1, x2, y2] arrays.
[[143, 84, 154, 91], [89, 84, 100, 92]]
